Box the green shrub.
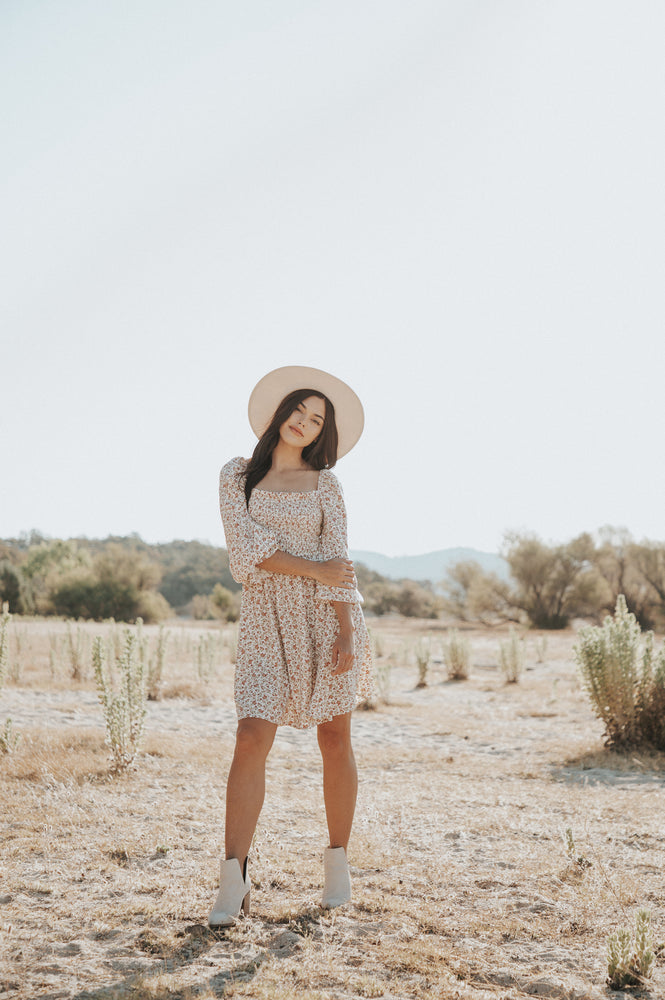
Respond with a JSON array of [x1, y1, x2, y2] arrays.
[[574, 595, 665, 749], [443, 629, 470, 680], [93, 623, 148, 771]]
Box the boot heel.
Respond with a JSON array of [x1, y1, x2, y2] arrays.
[[242, 889, 251, 916]]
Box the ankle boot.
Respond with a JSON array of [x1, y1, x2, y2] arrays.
[[208, 857, 251, 928], [322, 846, 351, 908]]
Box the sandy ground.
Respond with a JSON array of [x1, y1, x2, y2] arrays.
[[1, 618, 664, 999]]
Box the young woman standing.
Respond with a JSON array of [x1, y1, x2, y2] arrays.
[[209, 366, 373, 927]]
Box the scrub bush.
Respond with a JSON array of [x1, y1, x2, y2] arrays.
[[574, 595, 665, 749]]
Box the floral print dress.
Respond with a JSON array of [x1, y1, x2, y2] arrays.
[[219, 457, 374, 728]]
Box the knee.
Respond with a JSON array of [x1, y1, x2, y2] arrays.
[[234, 719, 274, 761], [318, 723, 352, 760]]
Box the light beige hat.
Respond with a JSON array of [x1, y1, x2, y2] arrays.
[[248, 365, 365, 459]]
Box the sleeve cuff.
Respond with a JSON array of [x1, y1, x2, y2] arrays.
[[315, 584, 363, 605]]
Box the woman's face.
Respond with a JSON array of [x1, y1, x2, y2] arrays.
[[279, 395, 326, 449]]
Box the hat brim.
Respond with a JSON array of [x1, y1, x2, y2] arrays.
[[248, 366, 364, 460]]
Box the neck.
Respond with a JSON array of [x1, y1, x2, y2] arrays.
[[270, 439, 308, 471]]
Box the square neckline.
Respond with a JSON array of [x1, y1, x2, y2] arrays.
[[252, 470, 323, 495]]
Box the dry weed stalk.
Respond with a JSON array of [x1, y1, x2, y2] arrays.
[[147, 622, 168, 700], [66, 620, 86, 681]]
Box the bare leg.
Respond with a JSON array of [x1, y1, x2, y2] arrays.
[[225, 717, 277, 865], [317, 712, 357, 849]]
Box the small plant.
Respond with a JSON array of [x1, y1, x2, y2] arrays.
[[196, 633, 217, 681], [0, 603, 10, 691], [534, 634, 548, 664], [413, 637, 431, 688], [0, 718, 20, 754], [574, 595, 665, 749], [564, 828, 591, 870], [93, 623, 148, 772], [370, 653, 393, 706], [147, 624, 168, 700], [607, 908, 654, 989], [66, 621, 86, 681], [367, 626, 384, 659], [226, 628, 238, 664], [499, 627, 524, 683], [443, 628, 470, 680], [48, 633, 62, 678]]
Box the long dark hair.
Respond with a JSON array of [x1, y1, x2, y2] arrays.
[[242, 388, 338, 505]]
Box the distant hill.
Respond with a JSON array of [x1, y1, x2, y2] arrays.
[[350, 548, 509, 584]]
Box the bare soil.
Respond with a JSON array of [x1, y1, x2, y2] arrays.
[[1, 618, 664, 999]]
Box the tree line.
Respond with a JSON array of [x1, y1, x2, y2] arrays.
[[2, 527, 664, 629], [442, 528, 665, 630]]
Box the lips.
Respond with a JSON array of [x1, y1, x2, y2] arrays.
[[289, 425, 304, 438]]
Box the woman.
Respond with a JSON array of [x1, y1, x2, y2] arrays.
[[208, 365, 374, 928]]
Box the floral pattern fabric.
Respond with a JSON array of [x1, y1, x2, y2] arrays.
[[219, 457, 374, 728]]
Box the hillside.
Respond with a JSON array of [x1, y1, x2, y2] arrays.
[[351, 547, 508, 584]]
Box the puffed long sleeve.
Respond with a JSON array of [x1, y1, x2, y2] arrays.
[[315, 470, 362, 605], [219, 457, 280, 586]]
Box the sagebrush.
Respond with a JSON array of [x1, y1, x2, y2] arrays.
[[93, 621, 148, 771], [574, 595, 665, 749], [607, 908, 654, 989]]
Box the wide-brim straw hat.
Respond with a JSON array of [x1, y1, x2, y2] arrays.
[[248, 365, 364, 459]]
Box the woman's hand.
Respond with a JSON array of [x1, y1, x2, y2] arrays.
[[312, 557, 356, 590], [331, 629, 355, 676]]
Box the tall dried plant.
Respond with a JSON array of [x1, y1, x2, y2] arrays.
[[413, 637, 431, 688], [443, 629, 470, 680], [93, 623, 147, 772], [499, 627, 524, 683]]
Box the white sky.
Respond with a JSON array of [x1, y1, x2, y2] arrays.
[[2, 1, 664, 557]]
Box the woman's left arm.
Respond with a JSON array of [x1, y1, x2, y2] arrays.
[[315, 471, 362, 606]]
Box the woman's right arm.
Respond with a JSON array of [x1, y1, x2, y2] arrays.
[[258, 551, 356, 589]]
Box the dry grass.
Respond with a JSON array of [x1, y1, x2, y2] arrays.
[[1, 619, 664, 999]]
